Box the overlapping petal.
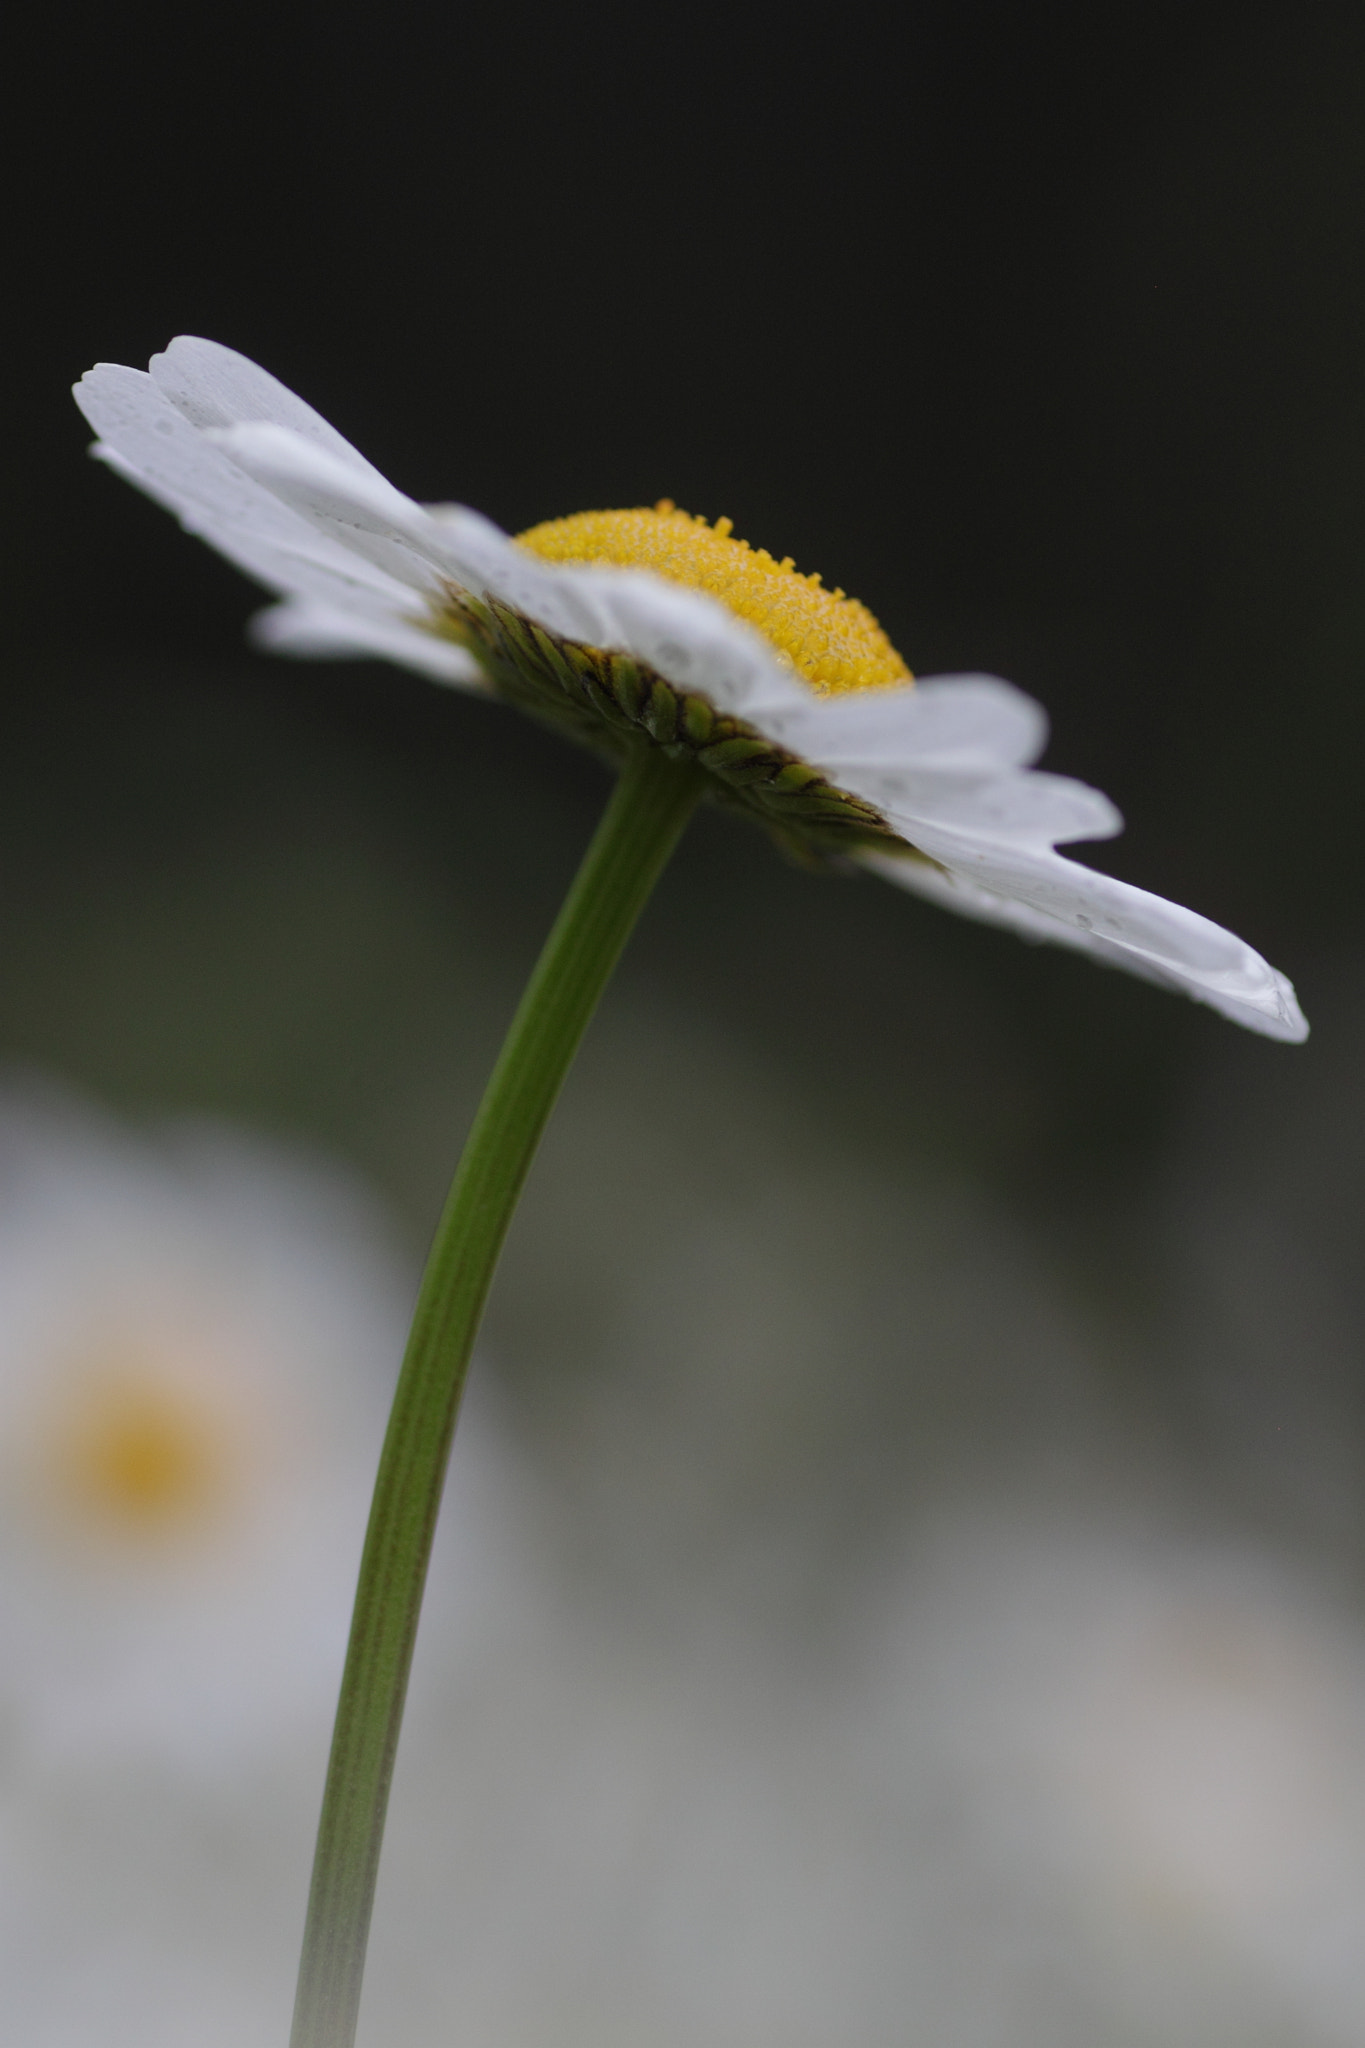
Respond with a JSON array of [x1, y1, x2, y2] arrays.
[[74, 337, 1307, 1041], [77, 362, 457, 651]]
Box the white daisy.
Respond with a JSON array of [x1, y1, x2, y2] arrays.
[[73, 337, 1305, 1040], [0, 1084, 414, 2048], [0, 1084, 404, 1774]]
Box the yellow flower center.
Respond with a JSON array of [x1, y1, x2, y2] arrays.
[[516, 502, 911, 698], [49, 1364, 237, 1538]]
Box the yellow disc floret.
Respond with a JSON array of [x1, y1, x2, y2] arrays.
[[516, 502, 911, 698], [49, 1361, 238, 1539]]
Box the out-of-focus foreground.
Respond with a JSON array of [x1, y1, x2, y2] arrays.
[[0, 647, 1360, 2048]]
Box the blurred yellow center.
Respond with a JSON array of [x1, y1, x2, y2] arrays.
[[516, 502, 911, 698], [55, 1373, 229, 1534]]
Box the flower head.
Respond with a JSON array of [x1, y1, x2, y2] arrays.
[[74, 338, 1305, 1039], [0, 1086, 402, 1772], [0, 1086, 416, 2046]]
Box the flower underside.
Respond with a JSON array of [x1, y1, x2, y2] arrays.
[[438, 586, 911, 864], [436, 503, 918, 862]]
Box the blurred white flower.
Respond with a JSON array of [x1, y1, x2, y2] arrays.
[[385, 1407, 1365, 2046], [6, 1083, 1359, 2047], [0, 1084, 411, 2047], [866, 1512, 1365, 2048], [73, 338, 1305, 1040]]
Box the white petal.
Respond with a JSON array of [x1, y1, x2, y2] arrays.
[[557, 570, 810, 725], [765, 669, 1304, 1034], [866, 847, 1307, 1041], [879, 768, 1123, 848], [769, 675, 1049, 775], [186, 517, 427, 618], [77, 365, 316, 541], [251, 598, 487, 689], [203, 423, 464, 597], [768, 677, 1119, 844], [89, 432, 421, 624], [149, 336, 385, 478]]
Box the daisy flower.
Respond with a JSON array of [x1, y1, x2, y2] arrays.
[[71, 338, 1310, 2048], [0, 1084, 413, 2048], [0, 1084, 403, 1774], [74, 337, 1305, 1041]]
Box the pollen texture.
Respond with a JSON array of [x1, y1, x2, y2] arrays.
[[516, 503, 911, 698]]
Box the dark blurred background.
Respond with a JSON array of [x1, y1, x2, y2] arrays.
[[6, 0, 1360, 1437], [4, 4, 1365, 2040]]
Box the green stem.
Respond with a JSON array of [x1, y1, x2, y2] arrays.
[[290, 742, 705, 2048]]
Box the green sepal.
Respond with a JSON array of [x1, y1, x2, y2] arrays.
[[433, 585, 906, 864]]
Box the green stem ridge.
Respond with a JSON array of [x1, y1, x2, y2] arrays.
[[290, 743, 705, 2048]]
